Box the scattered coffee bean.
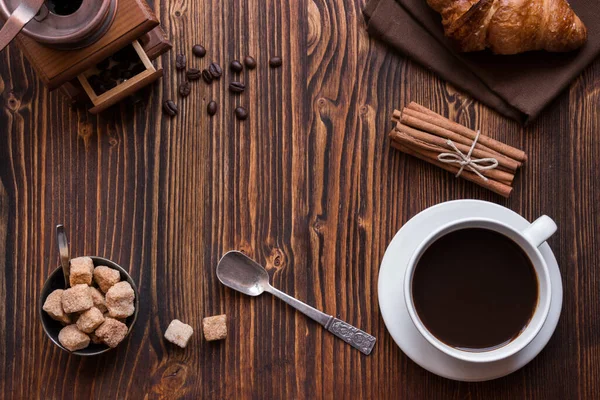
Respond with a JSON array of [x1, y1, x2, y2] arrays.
[[178, 81, 191, 97], [234, 106, 248, 120], [229, 81, 245, 93], [209, 62, 223, 79], [230, 60, 243, 73], [176, 54, 186, 70], [202, 69, 213, 83], [163, 100, 178, 116], [244, 56, 256, 69], [207, 101, 218, 116], [192, 44, 206, 58], [269, 56, 282, 68], [186, 68, 202, 81]]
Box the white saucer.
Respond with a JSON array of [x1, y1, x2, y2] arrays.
[[378, 200, 563, 382]]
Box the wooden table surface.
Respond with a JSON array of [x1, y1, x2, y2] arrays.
[[1, 0, 599, 399]]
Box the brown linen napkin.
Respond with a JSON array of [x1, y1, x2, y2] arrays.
[[364, 0, 600, 123]]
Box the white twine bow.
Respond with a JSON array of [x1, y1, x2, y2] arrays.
[[437, 131, 498, 181]]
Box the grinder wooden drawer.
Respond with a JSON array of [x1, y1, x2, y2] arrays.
[[77, 40, 162, 114]]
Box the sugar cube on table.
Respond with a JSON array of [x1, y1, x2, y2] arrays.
[[202, 315, 227, 342], [61, 284, 93, 313], [164, 319, 194, 348], [105, 281, 135, 318], [93, 266, 121, 293], [89, 286, 107, 313], [58, 325, 90, 351], [95, 318, 128, 348], [76, 307, 105, 333], [42, 289, 70, 324], [69, 256, 94, 286]]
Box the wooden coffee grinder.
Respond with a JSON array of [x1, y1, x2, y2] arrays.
[[0, 0, 171, 113]]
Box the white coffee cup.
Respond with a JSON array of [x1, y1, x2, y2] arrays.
[[404, 215, 557, 363]]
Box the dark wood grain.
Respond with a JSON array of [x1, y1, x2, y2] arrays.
[[1, 0, 600, 398]]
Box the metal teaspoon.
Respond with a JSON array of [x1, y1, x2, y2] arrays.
[[217, 251, 376, 355]]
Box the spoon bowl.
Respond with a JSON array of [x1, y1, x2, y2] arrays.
[[217, 251, 270, 296]]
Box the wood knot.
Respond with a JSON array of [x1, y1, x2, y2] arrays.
[[316, 98, 327, 108], [174, 10, 182, 17], [6, 92, 20, 111], [77, 122, 94, 139], [312, 217, 325, 233], [359, 105, 368, 115], [109, 137, 119, 147], [151, 362, 191, 398], [267, 248, 286, 272]]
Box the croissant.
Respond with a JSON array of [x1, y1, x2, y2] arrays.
[[427, 0, 588, 54]]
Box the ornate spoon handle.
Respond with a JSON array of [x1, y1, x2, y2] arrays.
[[267, 286, 376, 355], [325, 317, 377, 355]]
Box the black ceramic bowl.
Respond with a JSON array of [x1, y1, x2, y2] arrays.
[[40, 256, 139, 356]]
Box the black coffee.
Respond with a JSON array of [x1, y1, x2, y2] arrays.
[[412, 228, 538, 351]]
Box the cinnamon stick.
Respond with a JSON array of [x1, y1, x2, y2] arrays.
[[389, 135, 513, 198], [395, 122, 520, 172], [389, 130, 515, 185], [406, 102, 527, 163], [400, 108, 508, 161]]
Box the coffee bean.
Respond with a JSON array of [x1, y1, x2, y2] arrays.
[[229, 81, 245, 93], [122, 70, 133, 80], [113, 46, 137, 63], [209, 62, 223, 79], [234, 106, 248, 120], [104, 80, 117, 90], [131, 62, 145, 75], [192, 44, 206, 58], [244, 56, 256, 69], [230, 60, 243, 73], [178, 81, 191, 97], [96, 57, 110, 70], [100, 70, 111, 82], [110, 66, 121, 80], [176, 54, 186, 70], [269, 56, 282, 68], [186, 68, 202, 81], [202, 69, 213, 83], [207, 101, 218, 116], [163, 100, 178, 116]]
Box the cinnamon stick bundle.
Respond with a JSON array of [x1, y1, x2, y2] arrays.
[[389, 103, 526, 197]]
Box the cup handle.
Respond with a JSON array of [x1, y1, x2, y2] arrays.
[[522, 215, 557, 248]]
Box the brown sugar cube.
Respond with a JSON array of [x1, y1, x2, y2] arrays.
[[61, 284, 93, 313], [93, 266, 121, 293], [58, 325, 90, 351], [105, 281, 135, 318], [103, 312, 125, 323], [95, 318, 128, 348], [164, 319, 194, 348], [202, 315, 227, 341], [76, 307, 105, 333], [90, 332, 103, 344], [89, 286, 107, 313], [69, 257, 94, 286], [42, 289, 70, 324]]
